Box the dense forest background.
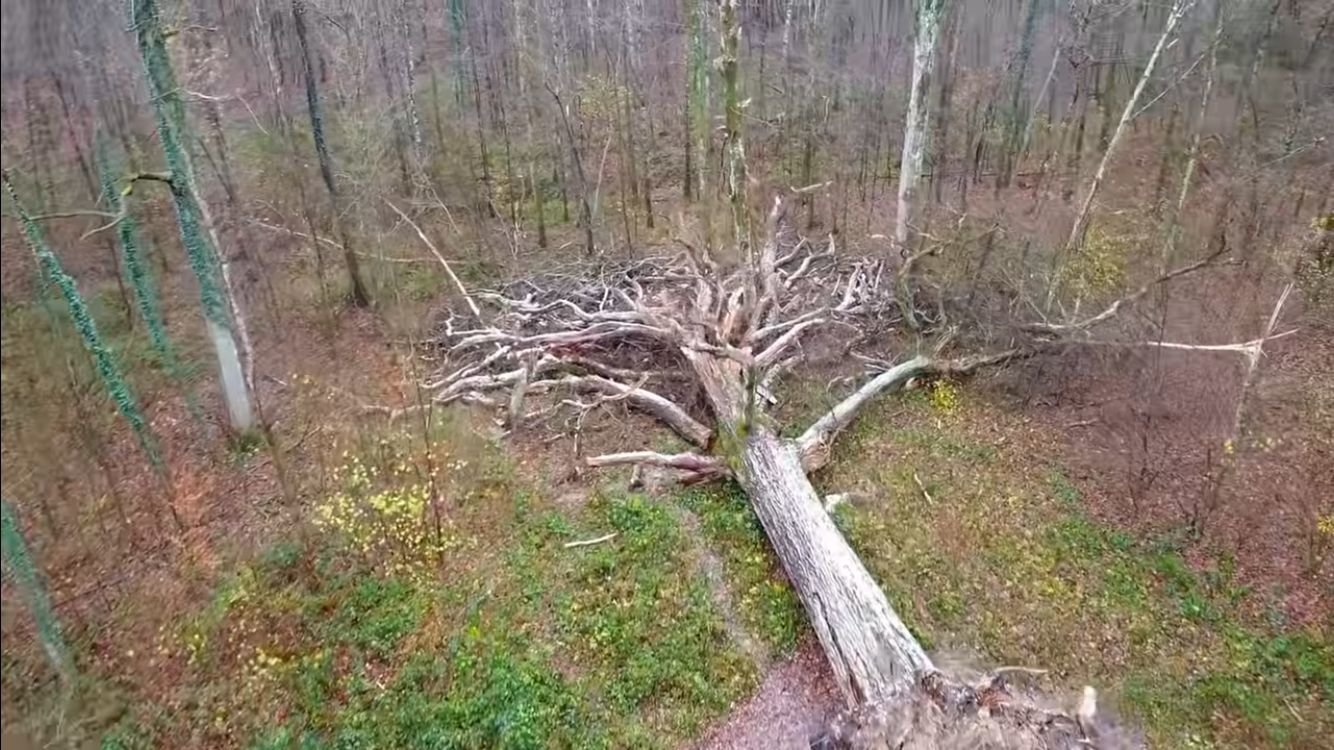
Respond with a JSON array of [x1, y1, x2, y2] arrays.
[[1, 0, 1331, 748]]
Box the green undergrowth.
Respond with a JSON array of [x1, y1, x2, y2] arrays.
[[14, 374, 1328, 750], [821, 386, 1332, 749], [92, 424, 756, 749], [676, 485, 806, 656]]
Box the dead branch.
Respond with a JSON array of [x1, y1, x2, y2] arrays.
[[250, 219, 430, 263], [384, 198, 482, 320], [563, 532, 618, 548], [1025, 247, 1228, 334], [536, 375, 712, 448], [585, 450, 728, 479], [798, 349, 1021, 471]]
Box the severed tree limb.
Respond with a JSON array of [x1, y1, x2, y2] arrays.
[[586, 450, 725, 473], [1025, 248, 1228, 334], [451, 320, 676, 352], [798, 355, 936, 471], [755, 317, 824, 368], [1091, 329, 1297, 356], [536, 375, 713, 449], [563, 532, 618, 548], [1232, 283, 1294, 435], [586, 451, 730, 485], [797, 349, 1021, 471]]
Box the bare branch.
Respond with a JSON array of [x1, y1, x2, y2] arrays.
[[755, 318, 824, 368], [384, 198, 482, 321], [22, 209, 118, 221], [539, 375, 713, 448], [1025, 249, 1227, 334], [251, 219, 430, 263], [564, 533, 618, 548], [451, 320, 675, 352], [586, 450, 727, 478], [1101, 329, 1296, 356], [798, 355, 935, 469], [798, 349, 1022, 471]]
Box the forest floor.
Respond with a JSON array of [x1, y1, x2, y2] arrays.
[[2, 138, 1332, 748], [3, 289, 1330, 749]]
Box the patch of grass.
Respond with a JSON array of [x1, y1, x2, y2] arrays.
[[677, 484, 806, 656], [319, 577, 431, 658], [825, 393, 1332, 749], [97, 427, 757, 749]]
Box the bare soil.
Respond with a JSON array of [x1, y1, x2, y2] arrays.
[[694, 640, 839, 750]]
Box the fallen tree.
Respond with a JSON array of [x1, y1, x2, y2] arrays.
[[409, 193, 1284, 747]]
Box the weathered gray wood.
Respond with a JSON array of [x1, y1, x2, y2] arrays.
[[684, 345, 932, 705], [738, 428, 932, 705]]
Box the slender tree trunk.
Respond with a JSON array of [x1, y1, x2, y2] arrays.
[[687, 0, 710, 203], [134, 0, 255, 431], [999, 0, 1041, 188], [1020, 44, 1061, 156], [1162, 0, 1224, 270], [1, 500, 74, 685], [721, 0, 749, 258], [548, 84, 596, 254], [930, 4, 961, 205], [293, 0, 370, 307], [400, 0, 426, 169], [895, 0, 946, 259], [466, 10, 494, 214], [1051, 0, 1196, 308]]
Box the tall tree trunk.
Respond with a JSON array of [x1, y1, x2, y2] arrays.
[[895, 0, 946, 259], [721, 0, 748, 257], [1050, 0, 1196, 309], [1, 500, 74, 685], [399, 0, 427, 177], [686, 0, 710, 203], [1163, 0, 1225, 270], [134, 0, 255, 432], [292, 0, 370, 307], [548, 84, 596, 255], [998, 0, 1041, 188]]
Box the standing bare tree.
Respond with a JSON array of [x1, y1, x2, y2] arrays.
[[1052, 0, 1198, 307], [292, 0, 371, 307], [895, 0, 946, 260]]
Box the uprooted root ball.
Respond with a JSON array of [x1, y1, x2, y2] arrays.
[[814, 669, 1143, 750]]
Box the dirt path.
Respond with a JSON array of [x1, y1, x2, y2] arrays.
[[671, 503, 771, 670], [667, 499, 839, 750], [693, 640, 839, 750]]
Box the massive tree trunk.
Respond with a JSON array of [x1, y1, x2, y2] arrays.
[[683, 349, 930, 704], [739, 428, 931, 703]]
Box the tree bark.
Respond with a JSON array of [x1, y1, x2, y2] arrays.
[[738, 428, 932, 705], [895, 0, 945, 259], [683, 348, 932, 705]]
